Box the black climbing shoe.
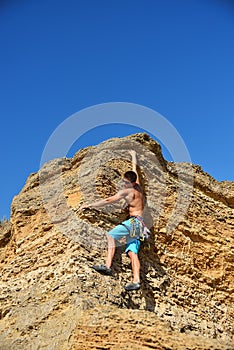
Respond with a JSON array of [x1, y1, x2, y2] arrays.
[[124, 282, 141, 291], [93, 264, 112, 275]]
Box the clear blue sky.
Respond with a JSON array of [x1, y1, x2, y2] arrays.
[[0, 0, 234, 219]]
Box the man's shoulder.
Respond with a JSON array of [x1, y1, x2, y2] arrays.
[[117, 188, 132, 197], [134, 183, 142, 192]]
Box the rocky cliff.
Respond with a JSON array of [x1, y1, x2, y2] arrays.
[[0, 133, 233, 350]]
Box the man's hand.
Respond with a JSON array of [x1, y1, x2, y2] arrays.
[[79, 203, 89, 211]]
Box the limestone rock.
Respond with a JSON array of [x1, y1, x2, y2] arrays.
[[0, 133, 233, 350], [0, 220, 11, 248]]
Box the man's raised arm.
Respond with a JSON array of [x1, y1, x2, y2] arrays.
[[129, 150, 140, 184]]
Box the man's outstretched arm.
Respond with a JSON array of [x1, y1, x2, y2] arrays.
[[79, 191, 125, 210], [129, 150, 140, 184]]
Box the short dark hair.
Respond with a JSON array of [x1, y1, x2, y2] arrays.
[[124, 171, 137, 183]]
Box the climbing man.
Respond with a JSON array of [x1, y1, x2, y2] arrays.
[[79, 150, 149, 291]]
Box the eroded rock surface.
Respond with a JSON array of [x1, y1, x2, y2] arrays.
[[0, 133, 233, 349]]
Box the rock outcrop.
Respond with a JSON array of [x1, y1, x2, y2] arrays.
[[0, 133, 233, 349]]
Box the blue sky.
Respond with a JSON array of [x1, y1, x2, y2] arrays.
[[0, 0, 234, 219]]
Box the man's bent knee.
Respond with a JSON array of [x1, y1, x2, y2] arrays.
[[127, 251, 138, 259]]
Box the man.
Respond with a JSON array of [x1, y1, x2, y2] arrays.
[[80, 150, 148, 291]]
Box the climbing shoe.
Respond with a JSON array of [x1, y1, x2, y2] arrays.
[[124, 282, 141, 291], [93, 264, 112, 275]]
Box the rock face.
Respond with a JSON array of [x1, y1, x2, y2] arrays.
[[0, 133, 234, 350]]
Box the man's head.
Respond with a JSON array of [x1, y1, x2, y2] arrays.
[[123, 171, 137, 186]]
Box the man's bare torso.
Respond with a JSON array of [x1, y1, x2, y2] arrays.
[[120, 184, 144, 217]]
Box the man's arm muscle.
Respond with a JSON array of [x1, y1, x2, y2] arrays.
[[79, 190, 128, 210]]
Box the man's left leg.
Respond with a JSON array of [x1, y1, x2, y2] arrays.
[[105, 234, 115, 269], [93, 234, 114, 275], [104, 222, 130, 268], [93, 223, 128, 275]]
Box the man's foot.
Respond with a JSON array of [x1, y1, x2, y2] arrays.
[[93, 264, 112, 275], [124, 282, 141, 291]]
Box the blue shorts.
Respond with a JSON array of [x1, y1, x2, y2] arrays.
[[107, 218, 141, 255]]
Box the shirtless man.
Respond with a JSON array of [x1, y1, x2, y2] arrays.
[[80, 150, 146, 291]]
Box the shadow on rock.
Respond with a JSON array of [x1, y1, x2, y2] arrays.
[[120, 229, 168, 313]]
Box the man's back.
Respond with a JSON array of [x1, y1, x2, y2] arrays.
[[122, 184, 144, 217]]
